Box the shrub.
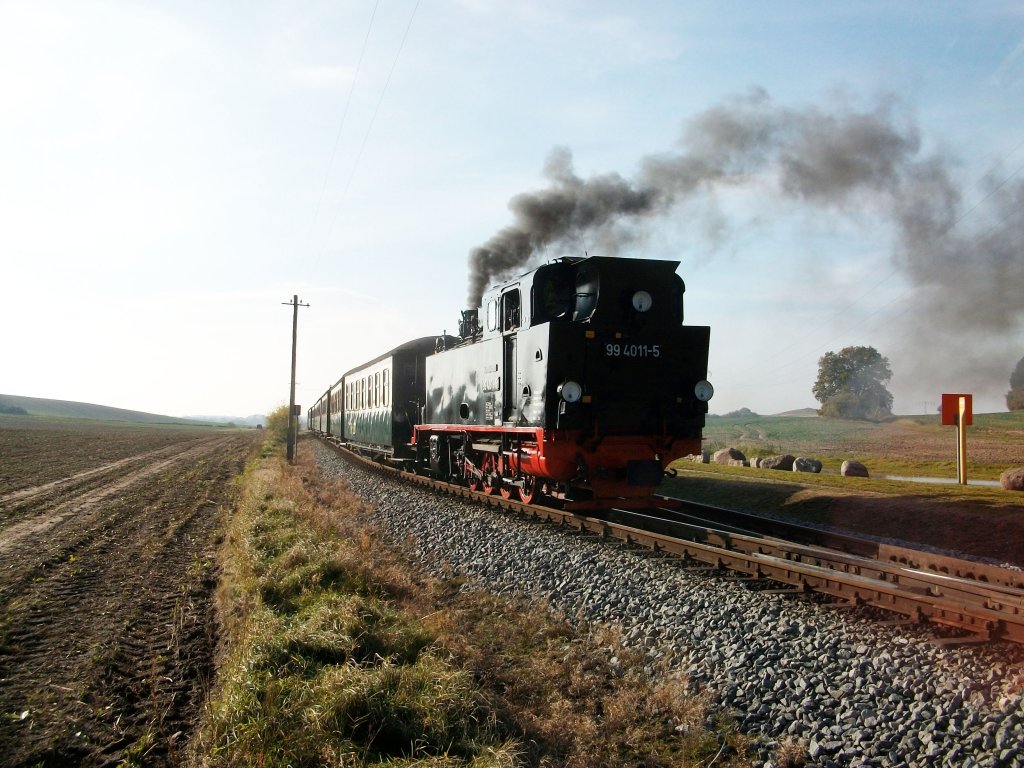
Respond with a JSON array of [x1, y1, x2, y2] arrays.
[[264, 405, 290, 445], [1008, 389, 1024, 412]]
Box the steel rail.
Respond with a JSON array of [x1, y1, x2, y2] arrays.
[[654, 493, 1024, 591], [652, 507, 1024, 604], [606, 507, 1024, 635], [318, 439, 1024, 644]]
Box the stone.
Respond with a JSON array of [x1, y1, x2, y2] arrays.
[[841, 460, 869, 477], [713, 447, 746, 464], [760, 454, 795, 471], [793, 456, 823, 473], [1000, 467, 1024, 491]]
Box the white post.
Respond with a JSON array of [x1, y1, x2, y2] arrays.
[[957, 396, 968, 485]]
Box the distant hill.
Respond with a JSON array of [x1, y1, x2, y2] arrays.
[[0, 394, 211, 425], [709, 407, 820, 419], [773, 407, 820, 418], [184, 414, 266, 428]]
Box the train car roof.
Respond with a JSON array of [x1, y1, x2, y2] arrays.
[[338, 335, 447, 381]]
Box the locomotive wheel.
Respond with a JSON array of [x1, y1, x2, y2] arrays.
[[518, 475, 538, 504], [481, 455, 500, 496], [466, 460, 483, 491], [499, 483, 515, 500]]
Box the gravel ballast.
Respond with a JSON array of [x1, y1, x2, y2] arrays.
[[315, 444, 1024, 768]]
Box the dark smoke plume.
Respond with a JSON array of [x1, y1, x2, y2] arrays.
[[467, 147, 661, 306], [466, 88, 1023, 349]]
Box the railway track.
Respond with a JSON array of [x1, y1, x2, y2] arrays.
[[652, 495, 1024, 590], [320, 439, 1024, 646]]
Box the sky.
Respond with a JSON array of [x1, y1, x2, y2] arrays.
[[1, 1, 1022, 418]]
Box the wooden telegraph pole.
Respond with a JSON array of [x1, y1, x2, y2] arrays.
[[283, 295, 309, 462]]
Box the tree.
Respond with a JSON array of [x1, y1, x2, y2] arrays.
[[813, 346, 893, 421], [1008, 356, 1024, 411]]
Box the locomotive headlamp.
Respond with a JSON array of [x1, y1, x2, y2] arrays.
[[558, 380, 583, 403], [632, 290, 653, 312], [694, 380, 714, 402]]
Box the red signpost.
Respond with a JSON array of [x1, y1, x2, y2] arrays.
[[940, 393, 972, 485]]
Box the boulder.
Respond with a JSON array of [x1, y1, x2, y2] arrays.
[[728, 459, 748, 467], [793, 457, 823, 473], [841, 460, 869, 478], [749, 456, 761, 469], [760, 454, 795, 471], [713, 447, 746, 465], [1000, 467, 1024, 492]]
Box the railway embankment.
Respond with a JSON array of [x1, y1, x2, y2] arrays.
[[313, 442, 1024, 768], [194, 438, 752, 767]]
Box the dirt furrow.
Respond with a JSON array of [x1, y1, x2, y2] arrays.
[[0, 436, 238, 562], [0, 441, 193, 508], [0, 419, 215, 496], [0, 431, 255, 768]]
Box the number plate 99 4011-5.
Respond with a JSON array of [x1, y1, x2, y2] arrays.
[[604, 343, 660, 358]]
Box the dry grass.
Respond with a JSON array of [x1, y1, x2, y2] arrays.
[[191, 438, 755, 767]]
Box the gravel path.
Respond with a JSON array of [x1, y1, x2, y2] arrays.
[[316, 444, 1024, 768]]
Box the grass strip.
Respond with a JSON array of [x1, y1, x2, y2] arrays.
[[191, 439, 756, 767], [663, 462, 1024, 508]]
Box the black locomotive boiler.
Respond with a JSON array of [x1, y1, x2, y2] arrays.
[[309, 255, 713, 508]]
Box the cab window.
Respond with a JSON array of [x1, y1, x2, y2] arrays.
[[532, 270, 574, 323], [502, 289, 520, 332]]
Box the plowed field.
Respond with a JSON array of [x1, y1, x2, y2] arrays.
[[0, 419, 258, 767]]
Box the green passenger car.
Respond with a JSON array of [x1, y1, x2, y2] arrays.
[[340, 337, 442, 460]]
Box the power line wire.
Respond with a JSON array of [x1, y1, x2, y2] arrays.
[[299, 1, 381, 266], [310, 0, 422, 275]]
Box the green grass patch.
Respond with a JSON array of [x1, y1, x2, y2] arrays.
[[701, 411, 1024, 481], [662, 462, 1024, 513]]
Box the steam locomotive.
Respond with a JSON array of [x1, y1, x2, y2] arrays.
[[308, 255, 712, 508]]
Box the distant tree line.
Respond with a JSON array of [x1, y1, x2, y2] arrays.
[[0, 404, 28, 415], [812, 349, 1024, 418], [722, 407, 759, 418]]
